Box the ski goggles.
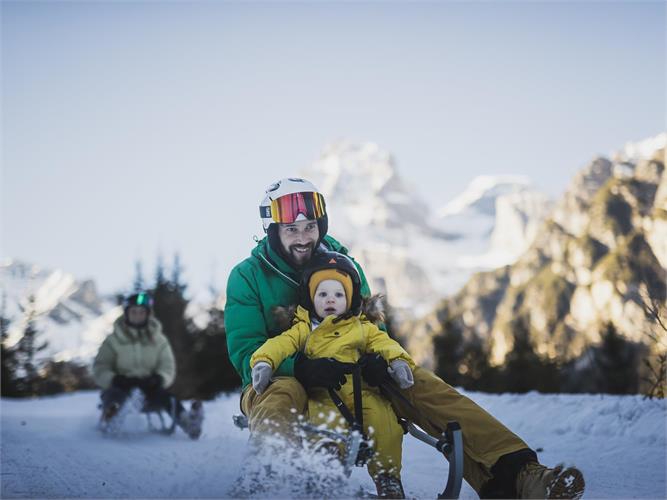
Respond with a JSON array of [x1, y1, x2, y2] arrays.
[[125, 292, 154, 309], [263, 192, 326, 224]]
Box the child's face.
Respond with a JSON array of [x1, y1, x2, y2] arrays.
[[313, 279, 348, 318]]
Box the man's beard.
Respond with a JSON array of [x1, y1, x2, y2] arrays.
[[286, 243, 315, 267]]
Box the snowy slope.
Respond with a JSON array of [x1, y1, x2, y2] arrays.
[[2, 390, 665, 498]]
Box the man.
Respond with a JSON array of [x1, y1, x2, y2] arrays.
[[224, 178, 585, 498]]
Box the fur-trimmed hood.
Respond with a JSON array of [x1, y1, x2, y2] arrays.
[[271, 294, 386, 333]]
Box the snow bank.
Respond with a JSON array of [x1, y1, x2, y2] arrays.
[[1, 390, 665, 498]]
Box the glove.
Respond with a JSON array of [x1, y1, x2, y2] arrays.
[[112, 374, 139, 391], [388, 359, 414, 389], [139, 373, 163, 392], [359, 353, 390, 387], [293, 352, 352, 391], [251, 362, 273, 395]]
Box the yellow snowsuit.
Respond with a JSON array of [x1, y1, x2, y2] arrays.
[[250, 306, 415, 480]]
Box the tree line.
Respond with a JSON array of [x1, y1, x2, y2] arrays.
[[1, 255, 241, 399], [433, 309, 666, 398]]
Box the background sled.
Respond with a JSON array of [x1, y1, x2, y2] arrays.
[[98, 389, 178, 436]]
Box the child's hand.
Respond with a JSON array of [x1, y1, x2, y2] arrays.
[[388, 360, 414, 389], [251, 362, 273, 394]]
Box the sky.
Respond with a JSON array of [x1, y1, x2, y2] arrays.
[[2, 0, 665, 297]]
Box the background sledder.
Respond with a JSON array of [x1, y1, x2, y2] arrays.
[[92, 292, 204, 439]]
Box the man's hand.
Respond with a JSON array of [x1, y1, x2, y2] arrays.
[[293, 352, 352, 391], [112, 374, 139, 391], [359, 353, 390, 387], [388, 359, 414, 389], [251, 362, 273, 395], [139, 373, 163, 392]]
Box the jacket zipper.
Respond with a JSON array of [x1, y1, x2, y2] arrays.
[[257, 251, 299, 287]]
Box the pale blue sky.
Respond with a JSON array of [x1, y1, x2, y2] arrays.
[[2, 1, 665, 296]]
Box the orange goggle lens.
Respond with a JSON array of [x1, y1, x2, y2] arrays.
[[269, 192, 326, 224]]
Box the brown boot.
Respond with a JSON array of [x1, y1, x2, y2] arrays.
[[374, 473, 405, 499], [516, 461, 585, 499]]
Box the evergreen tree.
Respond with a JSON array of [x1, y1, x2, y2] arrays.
[[189, 305, 241, 397], [502, 316, 559, 393], [1, 294, 19, 397], [171, 253, 186, 295], [151, 256, 190, 397], [433, 312, 465, 387], [594, 322, 639, 394], [155, 253, 167, 288], [148, 254, 241, 399], [13, 295, 48, 396], [459, 338, 502, 392], [381, 296, 407, 348], [132, 260, 145, 292]]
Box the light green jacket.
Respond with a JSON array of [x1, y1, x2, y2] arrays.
[[93, 316, 176, 389]]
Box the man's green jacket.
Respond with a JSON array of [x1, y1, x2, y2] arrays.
[[224, 235, 371, 388]]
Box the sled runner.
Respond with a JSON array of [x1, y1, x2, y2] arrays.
[[98, 389, 178, 436], [233, 367, 464, 499]]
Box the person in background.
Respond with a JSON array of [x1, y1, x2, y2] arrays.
[[93, 292, 204, 439]]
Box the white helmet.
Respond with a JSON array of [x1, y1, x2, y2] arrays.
[[259, 178, 327, 232]]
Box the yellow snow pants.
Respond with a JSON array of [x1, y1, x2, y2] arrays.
[[307, 387, 404, 480], [241, 367, 530, 494]]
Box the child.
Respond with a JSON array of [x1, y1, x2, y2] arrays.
[[250, 251, 415, 498]]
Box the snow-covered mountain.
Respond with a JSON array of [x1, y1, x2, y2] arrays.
[[302, 141, 551, 314], [0, 259, 119, 362], [408, 132, 667, 369]]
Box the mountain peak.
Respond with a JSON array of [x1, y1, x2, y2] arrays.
[[618, 132, 666, 162], [307, 140, 398, 196], [437, 175, 532, 217]]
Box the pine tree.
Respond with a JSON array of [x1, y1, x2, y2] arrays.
[[433, 311, 465, 387], [594, 322, 639, 394], [14, 295, 48, 396], [502, 316, 559, 393], [155, 253, 166, 288], [171, 253, 186, 295], [1, 293, 19, 397], [148, 255, 241, 399], [381, 296, 407, 348], [189, 305, 241, 397], [133, 260, 145, 292]]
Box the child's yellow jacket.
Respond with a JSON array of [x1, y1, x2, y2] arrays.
[[250, 305, 415, 402]]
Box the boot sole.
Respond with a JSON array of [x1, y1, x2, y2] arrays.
[[547, 467, 585, 499]]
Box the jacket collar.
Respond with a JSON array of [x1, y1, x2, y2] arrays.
[[112, 316, 161, 344], [252, 236, 336, 288], [294, 305, 359, 329]]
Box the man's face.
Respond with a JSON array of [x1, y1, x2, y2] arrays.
[[313, 279, 348, 318], [277, 219, 319, 266], [126, 306, 149, 327]]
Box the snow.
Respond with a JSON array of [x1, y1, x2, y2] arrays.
[[2, 390, 665, 498], [0, 259, 118, 363], [620, 133, 667, 162], [436, 175, 532, 218]]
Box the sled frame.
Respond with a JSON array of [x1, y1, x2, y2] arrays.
[[232, 414, 463, 498]]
